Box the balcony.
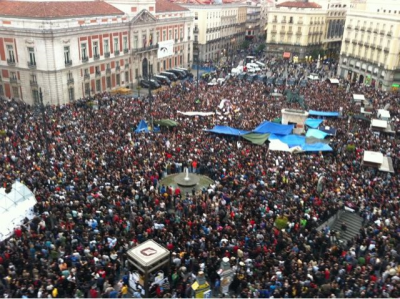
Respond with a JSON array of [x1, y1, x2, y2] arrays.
[[7, 59, 16, 66], [94, 54, 100, 60], [106, 68, 111, 74], [373, 29, 378, 33], [10, 77, 18, 84], [30, 81, 38, 87], [65, 60, 72, 67], [82, 56, 89, 62], [287, 31, 293, 35], [310, 21, 313, 25], [95, 71, 101, 77], [124, 48, 129, 54], [193, 28, 199, 34], [28, 62, 36, 69], [84, 73, 90, 80], [387, 31, 392, 36], [281, 20, 286, 23], [105, 52, 110, 58], [188, 36, 191, 40], [116, 66, 120, 71], [355, 25, 359, 30], [367, 27, 372, 32], [377, 45, 382, 50], [67, 78, 74, 84], [279, 30, 285, 35], [297, 21, 303, 25], [175, 39, 178, 43], [360, 26, 366, 31], [345, 38, 350, 43], [271, 29, 277, 34], [384, 47, 389, 52], [114, 50, 120, 56], [180, 37, 184, 42], [346, 25, 352, 29], [379, 30, 385, 35], [125, 63, 129, 69], [131, 44, 158, 53], [296, 31, 302, 36]]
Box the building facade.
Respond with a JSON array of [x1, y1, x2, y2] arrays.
[[266, 1, 327, 59], [0, 0, 193, 105], [245, 1, 261, 40], [182, 4, 247, 63], [338, 4, 400, 90]]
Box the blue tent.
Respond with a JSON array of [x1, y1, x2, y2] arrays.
[[301, 143, 333, 152], [269, 134, 306, 147], [318, 125, 337, 136], [306, 129, 329, 139], [207, 126, 249, 136], [308, 110, 339, 117], [253, 121, 294, 135], [134, 120, 150, 133], [305, 118, 323, 129]]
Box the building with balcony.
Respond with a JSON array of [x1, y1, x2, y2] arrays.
[[245, 0, 261, 40], [266, 1, 326, 59], [181, 4, 247, 63], [338, 1, 400, 90], [0, 0, 193, 105]]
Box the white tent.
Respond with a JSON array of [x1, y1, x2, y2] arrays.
[[377, 109, 390, 120], [353, 94, 366, 102], [362, 151, 394, 173], [0, 181, 37, 241], [328, 78, 340, 84]]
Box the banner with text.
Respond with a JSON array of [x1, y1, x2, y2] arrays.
[[158, 40, 174, 59]]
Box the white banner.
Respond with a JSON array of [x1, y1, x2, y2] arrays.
[[158, 40, 174, 59], [177, 111, 215, 116]]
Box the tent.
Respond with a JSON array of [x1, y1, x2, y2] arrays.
[[306, 129, 329, 139], [377, 109, 390, 120], [305, 118, 323, 129], [308, 110, 339, 117], [206, 126, 249, 136], [353, 94, 366, 102], [253, 121, 294, 135], [362, 151, 394, 173], [269, 134, 306, 147], [0, 181, 37, 241], [242, 133, 270, 145], [134, 120, 150, 133], [328, 78, 340, 85], [154, 119, 178, 127], [318, 126, 337, 136], [301, 143, 333, 152]]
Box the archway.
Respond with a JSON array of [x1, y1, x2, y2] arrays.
[[142, 58, 148, 79], [359, 74, 364, 84]]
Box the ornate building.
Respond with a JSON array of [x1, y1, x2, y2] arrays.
[[0, 0, 193, 104]]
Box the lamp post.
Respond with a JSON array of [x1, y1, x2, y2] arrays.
[[38, 88, 51, 163], [147, 64, 153, 131], [137, 75, 142, 97], [196, 49, 200, 102]]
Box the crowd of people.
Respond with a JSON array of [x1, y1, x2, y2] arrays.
[[0, 57, 399, 298]]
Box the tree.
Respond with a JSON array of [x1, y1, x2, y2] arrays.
[[257, 43, 266, 53], [241, 40, 250, 50]]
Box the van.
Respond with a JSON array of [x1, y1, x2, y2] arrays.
[[308, 73, 319, 81], [246, 63, 261, 72], [167, 69, 186, 79], [160, 71, 178, 81], [154, 75, 171, 85], [255, 61, 266, 69], [174, 67, 190, 76]]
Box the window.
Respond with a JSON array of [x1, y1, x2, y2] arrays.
[[7, 45, 15, 62], [123, 36, 128, 50], [64, 46, 70, 63], [114, 38, 119, 51], [0, 85, 4, 96], [10, 72, 17, 80], [135, 68, 138, 79], [106, 76, 111, 89], [32, 90, 39, 104], [31, 74, 37, 83], [156, 32, 160, 43], [84, 69, 89, 76], [134, 36, 138, 48], [81, 43, 87, 59], [93, 41, 99, 56], [174, 29, 178, 40], [125, 71, 129, 82], [96, 79, 101, 92], [95, 66, 100, 75], [68, 88, 74, 102], [169, 30, 172, 39], [149, 33, 153, 46], [116, 74, 120, 85], [142, 34, 147, 47], [28, 47, 36, 65], [163, 31, 166, 41], [12, 86, 19, 98], [188, 27, 191, 37], [85, 83, 90, 95], [104, 39, 109, 53]]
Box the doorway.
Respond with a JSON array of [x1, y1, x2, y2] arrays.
[[142, 58, 148, 79]]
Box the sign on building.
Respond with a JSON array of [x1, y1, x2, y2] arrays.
[[158, 40, 174, 59]]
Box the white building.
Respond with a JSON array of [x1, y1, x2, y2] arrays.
[[0, 0, 193, 105]]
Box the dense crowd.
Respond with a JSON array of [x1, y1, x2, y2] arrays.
[[0, 58, 399, 298]]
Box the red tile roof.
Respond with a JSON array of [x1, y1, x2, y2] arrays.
[[277, 1, 322, 9], [0, 1, 124, 19], [156, 0, 189, 12]]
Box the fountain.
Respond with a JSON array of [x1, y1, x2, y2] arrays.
[[174, 167, 200, 187]]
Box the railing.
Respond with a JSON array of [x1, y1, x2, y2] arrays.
[[281, 20, 286, 23], [131, 44, 158, 53], [114, 50, 120, 55], [28, 62, 36, 69], [346, 25, 352, 29], [360, 26, 366, 31], [65, 60, 72, 67], [84, 74, 90, 80], [379, 30, 385, 35], [345, 38, 350, 43], [367, 27, 372, 32], [296, 31, 302, 36], [124, 48, 129, 54], [355, 25, 360, 30], [7, 59, 16, 66], [82, 56, 89, 62], [67, 78, 74, 84], [10, 77, 18, 84], [297, 21, 303, 25], [373, 29, 378, 33], [105, 52, 110, 58], [30, 81, 38, 87], [94, 54, 100, 60], [95, 71, 101, 77], [384, 47, 389, 52], [287, 31, 293, 35], [377, 45, 382, 50]]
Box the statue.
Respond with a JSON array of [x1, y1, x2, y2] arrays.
[[284, 89, 307, 110]]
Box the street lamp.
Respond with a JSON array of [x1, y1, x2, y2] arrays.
[[196, 49, 200, 102], [147, 64, 154, 130], [37, 88, 51, 163], [137, 75, 142, 97]]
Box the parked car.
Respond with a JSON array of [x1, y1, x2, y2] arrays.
[[153, 75, 171, 86], [140, 79, 161, 89], [246, 74, 257, 83], [160, 71, 178, 81], [167, 69, 186, 79], [174, 67, 191, 76]]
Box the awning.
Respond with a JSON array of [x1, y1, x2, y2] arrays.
[[206, 125, 249, 136], [306, 129, 329, 139], [283, 52, 291, 59], [377, 109, 390, 119], [353, 94, 366, 102], [328, 78, 339, 84], [305, 118, 323, 129], [308, 110, 339, 117], [371, 119, 388, 129], [242, 133, 270, 145]]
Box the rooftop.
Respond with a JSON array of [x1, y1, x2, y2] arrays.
[[277, 1, 322, 9], [0, 1, 124, 19], [156, 0, 189, 12]]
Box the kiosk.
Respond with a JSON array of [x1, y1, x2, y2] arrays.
[[127, 240, 170, 297]]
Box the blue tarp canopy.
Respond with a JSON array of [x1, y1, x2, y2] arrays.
[[207, 126, 249, 136], [301, 143, 333, 152], [305, 118, 324, 129], [306, 129, 329, 139], [269, 134, 306, 147], [308, 110, 339, 117], [253, 121, 294, 135], [318, 126, 337, 136], [134, 120, 149, 133]]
